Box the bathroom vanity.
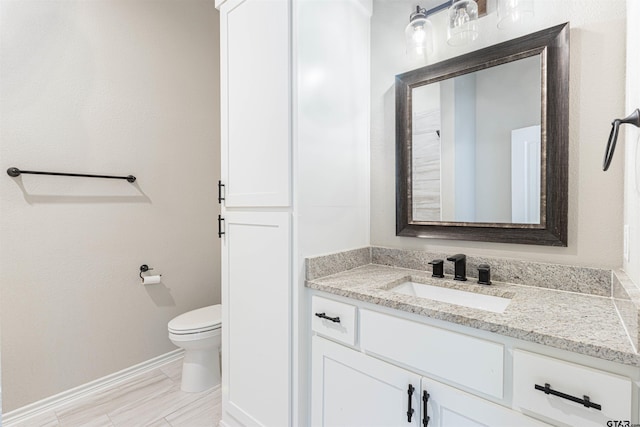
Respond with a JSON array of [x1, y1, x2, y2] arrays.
[[306, 248, 640, 427]]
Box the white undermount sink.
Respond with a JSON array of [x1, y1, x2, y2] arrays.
[[390, 281, 511, 313]]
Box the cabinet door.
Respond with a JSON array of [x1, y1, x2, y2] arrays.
[[312, 336, 422, 427], [422, 378, 548, 427], [220, 0, 291, 207], [222, 211, 291, 427]]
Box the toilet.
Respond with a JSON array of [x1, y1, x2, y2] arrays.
[[168, 304, 222, 392]]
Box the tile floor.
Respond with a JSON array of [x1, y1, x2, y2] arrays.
[[11, 357, 221, 427]]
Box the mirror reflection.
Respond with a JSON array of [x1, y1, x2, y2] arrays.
[[411, 55, 541, 224]]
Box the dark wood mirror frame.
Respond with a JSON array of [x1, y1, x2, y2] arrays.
[[396, 23, 569, 246]]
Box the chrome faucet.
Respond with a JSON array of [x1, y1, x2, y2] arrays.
[[446, 254, 467, 281]]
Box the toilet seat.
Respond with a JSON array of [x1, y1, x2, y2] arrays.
[[168, 304, 222, 335], [169, 327, 221, 343]]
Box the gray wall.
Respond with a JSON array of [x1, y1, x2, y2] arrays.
[[0, 0, 221, 411]]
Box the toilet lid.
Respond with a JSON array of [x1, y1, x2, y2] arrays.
[[168, 304, 222, 334]]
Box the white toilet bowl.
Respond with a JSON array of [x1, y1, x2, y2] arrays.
[[168, 304, 222, 392]]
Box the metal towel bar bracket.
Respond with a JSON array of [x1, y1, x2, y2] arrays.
[[603, 108, 640, 171], [7, 167, 136, 183]]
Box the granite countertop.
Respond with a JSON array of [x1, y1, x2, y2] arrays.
[[306, 263, 640, 367]]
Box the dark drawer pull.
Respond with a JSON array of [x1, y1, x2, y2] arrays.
[[314, 312, 340, 323], [534, 383, 601, 411]]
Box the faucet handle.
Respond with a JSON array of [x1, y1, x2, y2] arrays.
[[428, 259, 444, 278], [477, 264, 491, 285]]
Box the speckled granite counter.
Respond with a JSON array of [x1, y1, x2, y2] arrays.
[[306, 262, 640, 367]]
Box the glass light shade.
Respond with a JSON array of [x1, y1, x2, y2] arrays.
[[447, 0, 479, 46], [405, 8, 433, 57], [497, 0, 534, 30]]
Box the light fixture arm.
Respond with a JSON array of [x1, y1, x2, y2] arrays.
[[425, 0, 454, 17], [409, 6, 427, 21], [424, 0, 486, 17]]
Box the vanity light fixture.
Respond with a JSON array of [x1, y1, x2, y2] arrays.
[[407, 0, 535, 54], [497, 0, 534, 29], [447, 0, 479, 46], [405, 6, 433, 57]]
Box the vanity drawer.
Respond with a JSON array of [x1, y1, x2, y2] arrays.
[[360, 309, 504, 398], [513, 350, 632, 427], [311, 296, 357, 346]]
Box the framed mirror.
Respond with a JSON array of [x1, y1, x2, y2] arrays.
[[396, 23, 569, 246]]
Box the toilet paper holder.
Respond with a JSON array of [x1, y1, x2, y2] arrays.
[[139, 264, 161, 282]]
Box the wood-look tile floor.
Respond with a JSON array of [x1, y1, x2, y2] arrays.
[[13, 357, 221, 427]]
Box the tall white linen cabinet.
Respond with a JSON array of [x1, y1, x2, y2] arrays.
[[215, 0, 371, 425]]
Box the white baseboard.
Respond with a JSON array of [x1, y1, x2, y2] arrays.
[[219, 418, 244, 427], [219, 410, 252, 427], [2, 349, 184, 426]]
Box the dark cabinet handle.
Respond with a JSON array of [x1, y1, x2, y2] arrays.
[[422, 390, 430, 426], [218, 215, 225, 238], [218, 180, 225, 203], [407, 384, 415, 422], [534, 383, 601, 411], [314, 312, 340, 323]]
